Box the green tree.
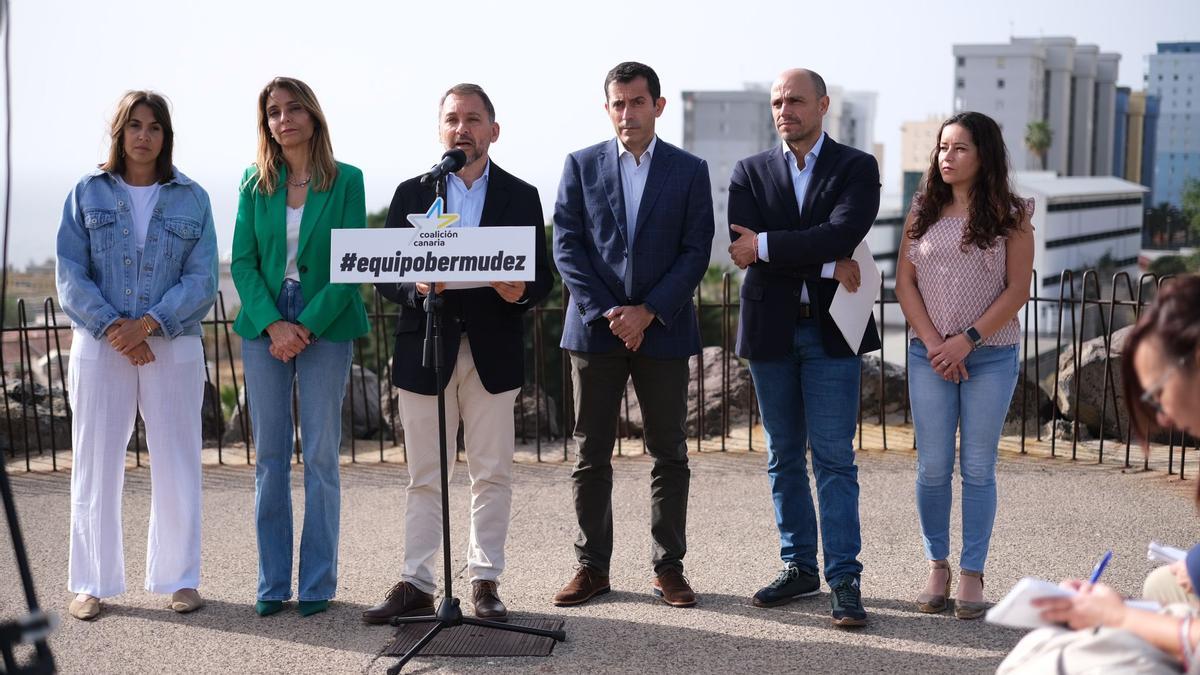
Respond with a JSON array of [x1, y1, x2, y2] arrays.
[[367, 205, 388, 229], [1024, 121, 1053, 170], [1181, 178, 1200, 244]]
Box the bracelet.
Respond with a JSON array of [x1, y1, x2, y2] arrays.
[[140, 316, 154, 337], [1180, 614, 1194, 667]]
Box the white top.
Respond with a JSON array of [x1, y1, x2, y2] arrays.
[[617, 135, 657, 245], [115, 175, 161, 252], [284, 205, 304, 281]]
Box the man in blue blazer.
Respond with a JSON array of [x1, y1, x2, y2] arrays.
[[552, 62, 714, 609], [727, 68, 881, 627]]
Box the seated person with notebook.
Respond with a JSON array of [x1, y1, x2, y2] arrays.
[[998, 275, 1200, 674]]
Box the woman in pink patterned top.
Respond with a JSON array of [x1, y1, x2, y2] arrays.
[[895, 111, 1034, 620]]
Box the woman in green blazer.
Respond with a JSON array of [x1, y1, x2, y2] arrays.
[[231, 76, 368, 618]]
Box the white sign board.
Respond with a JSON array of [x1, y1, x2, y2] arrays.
[[329, 198, 536, 283]]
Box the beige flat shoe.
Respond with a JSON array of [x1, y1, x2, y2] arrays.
[[954, 570, 988, 620], [170, 588, 204, 614], [69, 595, 101, 621], [916, 559, 952, 613]]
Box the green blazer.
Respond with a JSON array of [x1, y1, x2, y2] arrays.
[[231, 161, 369, 341]]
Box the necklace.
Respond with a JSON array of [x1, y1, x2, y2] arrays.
[[287, 174, 311, 188]]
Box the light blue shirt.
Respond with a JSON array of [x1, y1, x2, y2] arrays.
[[617, 135, 657, 245], [446, 160, 490, 228], [757, 132, 835, 303]]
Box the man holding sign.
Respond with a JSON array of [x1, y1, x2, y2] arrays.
[[726, 68, 880, 627], [361, 83, 551, 624]]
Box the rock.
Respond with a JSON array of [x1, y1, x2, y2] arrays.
[[611, 346, 754, 439], [223, 365, 389, 449], [1003, 375, 1056, 437], [859, 355, 908, 418], [513, 384, 561, 440], [0, 384, 71, 455], [341, 365, 386, 447], [1043, 326, 1132, 440]]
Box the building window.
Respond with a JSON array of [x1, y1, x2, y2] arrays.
[[997, 78, 1005, 89], [997, 57, 1005, 68], [956, 77, 965, 88], [957, 56, 965, 67]]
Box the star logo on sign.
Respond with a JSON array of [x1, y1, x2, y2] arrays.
[[407, 197, 459, 230]]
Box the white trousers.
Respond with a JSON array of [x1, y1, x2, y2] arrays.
[[399, 336, 518, 594], [67, 329, 205, 598]]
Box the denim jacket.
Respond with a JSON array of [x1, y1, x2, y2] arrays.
[[56, 167, 218, 339]]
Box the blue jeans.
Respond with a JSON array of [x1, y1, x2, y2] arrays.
[[908, 339, 1019, 573], [243, 279, 352, 602], [748, 319, 863, 583]]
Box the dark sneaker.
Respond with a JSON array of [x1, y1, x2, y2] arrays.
[[830, 575, 867, 627], [752, 562, 821, 607]]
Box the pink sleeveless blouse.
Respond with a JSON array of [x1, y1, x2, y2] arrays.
[[905, 196, 1032, 347]]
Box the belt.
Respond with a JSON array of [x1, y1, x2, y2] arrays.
[[796, 303, 812, 320]]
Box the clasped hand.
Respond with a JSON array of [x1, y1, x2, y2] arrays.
[[266, 320, 312, 362], [926, 334, 972, 384], [606, 304, 654, 352], [107, 317, 155, 367]]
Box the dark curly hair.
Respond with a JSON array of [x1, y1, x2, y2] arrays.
[[909, 111, 1028, 250], [1121, 275, 1200, 444]]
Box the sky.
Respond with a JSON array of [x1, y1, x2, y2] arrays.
[[2, 0, 1197, 267]]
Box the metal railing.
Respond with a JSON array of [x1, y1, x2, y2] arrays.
[[1, 270, 1194, 477]]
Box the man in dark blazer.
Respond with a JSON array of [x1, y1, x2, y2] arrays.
[[727, 68, 880, 627], [362, 83, 551, 624], [552, 62, 714, 609]]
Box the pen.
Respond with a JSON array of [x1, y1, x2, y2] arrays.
[[1088, 550, 1113, 584]]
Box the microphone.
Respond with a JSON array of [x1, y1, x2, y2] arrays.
[[420, 149, 468, 185]]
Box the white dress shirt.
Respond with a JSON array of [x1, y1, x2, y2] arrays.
[[756, 132, 835, 303]]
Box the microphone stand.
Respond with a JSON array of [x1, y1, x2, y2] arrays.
[[387, 175, 565, 674], [0, 461, 56, 674]]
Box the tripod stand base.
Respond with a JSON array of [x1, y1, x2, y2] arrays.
[[384, 598, 565, 673]]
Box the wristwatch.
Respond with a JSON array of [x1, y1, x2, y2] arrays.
[[965, 326, 983, 350]]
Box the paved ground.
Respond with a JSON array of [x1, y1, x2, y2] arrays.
[[2, 436, 1198, 674]]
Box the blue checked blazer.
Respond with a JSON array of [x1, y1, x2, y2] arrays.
[[553, 138, 714, 359]]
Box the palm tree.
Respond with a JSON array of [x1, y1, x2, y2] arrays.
[[1024, 121, 1053, 171]]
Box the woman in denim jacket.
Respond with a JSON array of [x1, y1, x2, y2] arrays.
[[55, 90, 218, 621], [231, 77, 368, 618]]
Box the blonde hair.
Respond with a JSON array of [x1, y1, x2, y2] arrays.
[[251, 77, 337, 195], [99, 90, 174, 183]]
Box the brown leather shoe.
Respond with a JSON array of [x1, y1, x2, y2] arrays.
[[471, 580, 508, 621], [361, 581, 435, 624], [552, 566, 611, 606], [653, 568, 697, 607]]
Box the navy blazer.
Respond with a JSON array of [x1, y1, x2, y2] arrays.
[[376, 162, 552, 395], [553, 138, 714, 359], [729, 134, 882, 360]]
